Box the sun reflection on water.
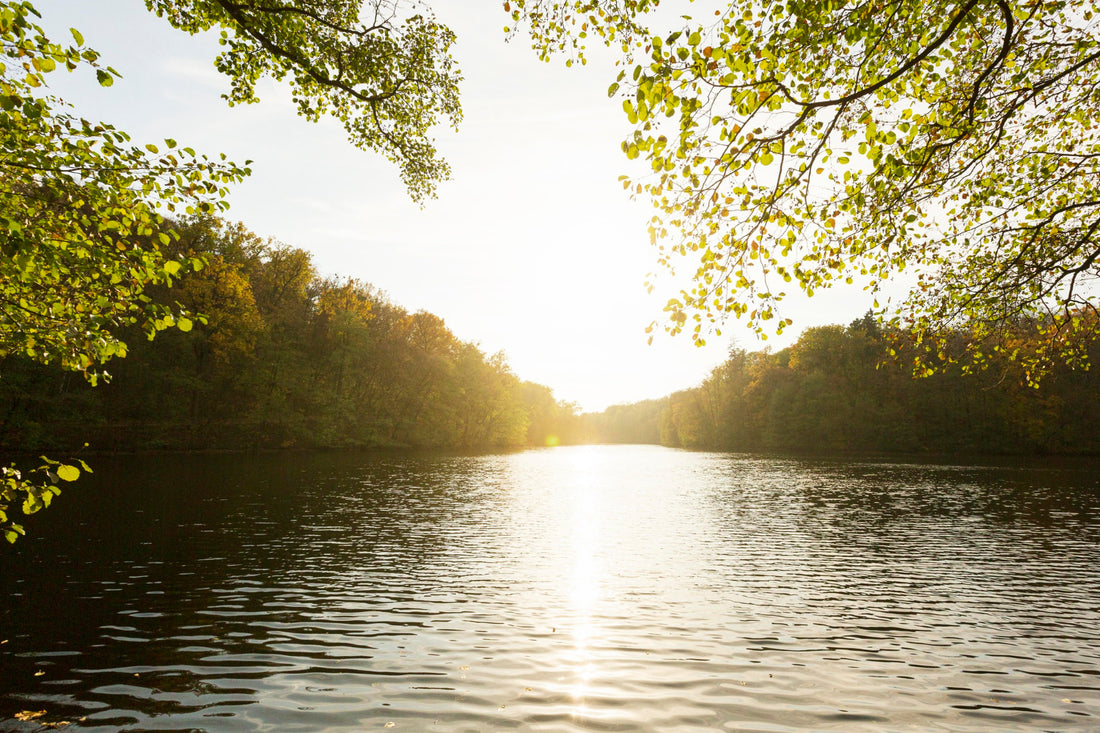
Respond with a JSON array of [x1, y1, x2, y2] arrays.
[[565, 449, 603, 717]]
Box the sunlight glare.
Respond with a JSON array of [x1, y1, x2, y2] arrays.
[[567, 450, 602, 715]]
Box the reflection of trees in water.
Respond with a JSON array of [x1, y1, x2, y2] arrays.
[[696, 456, 1100, 708], [0, 451, 503, 727], [700, 455, 1100, 601], [3, 449, 1099, 730]]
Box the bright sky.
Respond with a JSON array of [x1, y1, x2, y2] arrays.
[[39, 1, 874, 411]]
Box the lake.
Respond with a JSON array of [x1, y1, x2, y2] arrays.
[[2, 445, 1099, 730]]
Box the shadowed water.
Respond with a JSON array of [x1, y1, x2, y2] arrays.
[[1, 446, 1099, 730]]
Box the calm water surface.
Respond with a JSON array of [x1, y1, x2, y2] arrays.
[[1, 446, 1099, 731]]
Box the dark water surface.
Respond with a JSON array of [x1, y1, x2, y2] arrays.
[[2, 446, 1099, 731]]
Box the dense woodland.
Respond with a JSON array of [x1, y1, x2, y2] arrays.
[[7, 233, 1099, 457], [0, 218, 579, 453], [587, 314, 1100, 455]]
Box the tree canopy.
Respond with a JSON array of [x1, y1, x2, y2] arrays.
[[511, 0, 1100, 381], [0, 1, 247, 381], [147, 0, 462, 202]]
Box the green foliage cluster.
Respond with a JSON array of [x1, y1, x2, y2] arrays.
[[592, 314, 1100, 454], [0, 456, 86, 542], [0, 217, 579, 454], [147, 0, 462, 201], [0, 1, 247, 383], [512, 0, 1100, 381]]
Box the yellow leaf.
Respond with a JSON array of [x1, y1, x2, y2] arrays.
[[56, 464, 80, 482]]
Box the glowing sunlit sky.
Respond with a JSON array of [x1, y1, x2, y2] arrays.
[[39, 1, 875, 411]]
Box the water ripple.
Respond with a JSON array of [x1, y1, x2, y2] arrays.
[[2, 447, 1098, 730]]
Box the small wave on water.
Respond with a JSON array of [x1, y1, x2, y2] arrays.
[[1, 446, 1098, 730]]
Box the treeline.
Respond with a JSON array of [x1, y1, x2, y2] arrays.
[[8, 218, 1097, 457], [576, 399, 663, 445], [589, 314, 1100, 455], [0, 218, 578, 452]]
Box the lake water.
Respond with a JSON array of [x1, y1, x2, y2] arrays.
[[2, 445, 1099, 731]]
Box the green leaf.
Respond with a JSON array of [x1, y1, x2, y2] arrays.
[[95, 69, 113, 87], [56, 464, 80, 482], [177, 317, 193, 332]]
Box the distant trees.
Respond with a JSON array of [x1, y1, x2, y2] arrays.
[[636, 316, 1100, 454], [0, 217, 578, 454], [521, 382, 583, 446], [584, 399, 664, 445]]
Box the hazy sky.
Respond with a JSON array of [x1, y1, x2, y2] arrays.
[[39, 1, 874, 411]]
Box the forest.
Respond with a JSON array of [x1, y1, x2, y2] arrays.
[[586, 314, 1100, 455], [7, 235, 1099, 457], [0, 217, 580, 453]]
